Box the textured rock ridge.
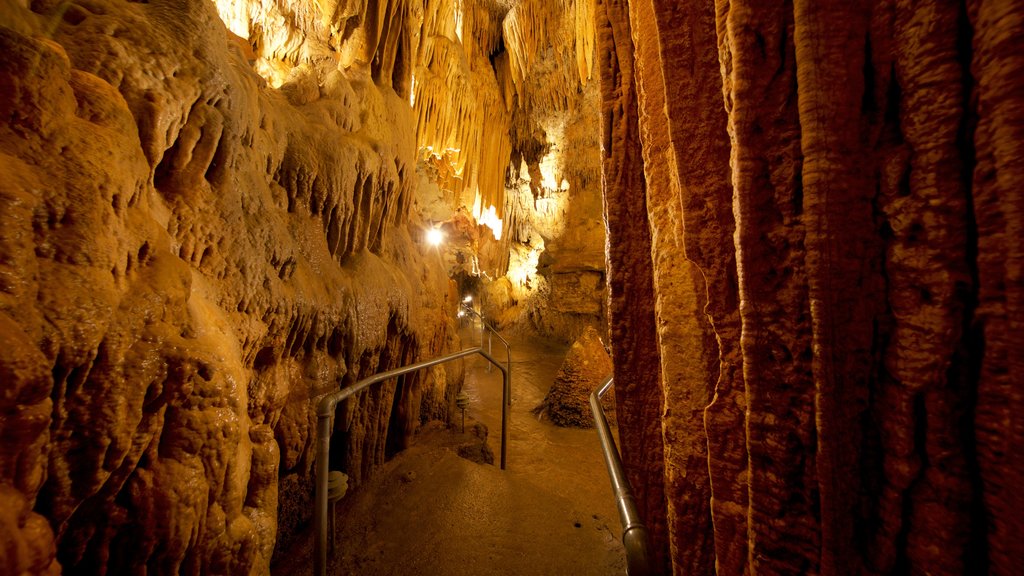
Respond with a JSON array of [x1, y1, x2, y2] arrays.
[[599, 1, 1023, 574]]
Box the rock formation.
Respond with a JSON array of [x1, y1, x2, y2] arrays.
[[400, 0, 608, 342], [2, 0, 1021, 573], [535, 325, 613, 427], [599, 0, 1023, 574], [1, 0, 461, 572], [1, 0, 607, 571]]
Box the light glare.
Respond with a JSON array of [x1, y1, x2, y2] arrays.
[[426, 227, 444, 246]]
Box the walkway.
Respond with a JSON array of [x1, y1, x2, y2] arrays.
[[275, 331, 625, 575]]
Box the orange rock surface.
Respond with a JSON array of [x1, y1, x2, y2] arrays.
[[599, 0, 1024, 574]]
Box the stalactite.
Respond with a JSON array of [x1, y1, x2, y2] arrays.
[[412, 0, 511, 223], [501, 0, 592, 113], [572, 0, 595, 85]]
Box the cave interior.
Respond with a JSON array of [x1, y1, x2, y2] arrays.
[[0, 0, 1022, 574]]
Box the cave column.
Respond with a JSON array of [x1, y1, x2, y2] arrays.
[[626, 0, 718, 572], [969, 1, 1024, 573], [596, 0, 670, 571], [791, 0, 874, 573], [716, 1, 820, 573]]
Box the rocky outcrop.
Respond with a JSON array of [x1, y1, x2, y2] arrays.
[[535, 326, 613, 427], [0, 0, 459, 573], [599, 0, 1023, 574]]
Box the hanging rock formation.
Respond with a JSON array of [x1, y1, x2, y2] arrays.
[[405, 0, 607, 343], [600, 0, 1023, 574]]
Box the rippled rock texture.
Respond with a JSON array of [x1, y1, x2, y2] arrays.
[[0, 0, 460, 572], [599, 0, 1023, 574]]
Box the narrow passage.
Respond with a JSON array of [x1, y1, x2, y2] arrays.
[[279, 331, 626, 575]]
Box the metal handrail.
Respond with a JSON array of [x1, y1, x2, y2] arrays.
[[460, 302, 512, 392], [314, 346, 510, 576], [591, 375, 653, 576]]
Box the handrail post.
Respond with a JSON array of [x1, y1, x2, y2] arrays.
[[500, 364, 509, 469]]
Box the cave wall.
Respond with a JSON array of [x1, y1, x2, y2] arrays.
[[0, 0, 460, 573], [600, 0, 1022, 574]]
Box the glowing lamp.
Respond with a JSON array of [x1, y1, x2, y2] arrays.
[[426, 227, 444, 246], [462, 295, 472, 303]]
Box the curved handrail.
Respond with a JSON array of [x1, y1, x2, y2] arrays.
[[314, 346, 510, 576], [590, 375, 653, 576]]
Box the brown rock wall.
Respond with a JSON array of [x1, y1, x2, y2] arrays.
[[792, 1, 875, 573], [601, 0, 1023, 574], [595, 0, 671, 571], [969, 1, 1024, 574], [652, 1, 746, 573], [626, 0, 717, 572], [720, 3, 819, 571]]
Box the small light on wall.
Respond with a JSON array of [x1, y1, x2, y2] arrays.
[[426, 227, 444, 246], [457, 309, 465, 318], [462, 295, 472, 303]]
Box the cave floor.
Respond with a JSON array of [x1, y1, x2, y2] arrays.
[[273, 330, 626, 575]]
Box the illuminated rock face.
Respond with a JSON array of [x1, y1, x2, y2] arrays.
[[406, 0, 606, 342], [0, 0, 457, 573], [600, 1, 1024, 574]]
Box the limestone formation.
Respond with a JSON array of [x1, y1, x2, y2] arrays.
[[595, 0, 670, 570], [600, 0, 1024, 574], [3, 0, 1022, 574], [407, 0, 607, 343], [535, 326, 613, 427], [1, 0, 459, 572], [0, 0, 608, 571]]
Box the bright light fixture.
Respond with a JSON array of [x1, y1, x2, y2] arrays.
[[462, 295, 472, 303], [426, 227, 444, 246], [457, 310, 465, 318]]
